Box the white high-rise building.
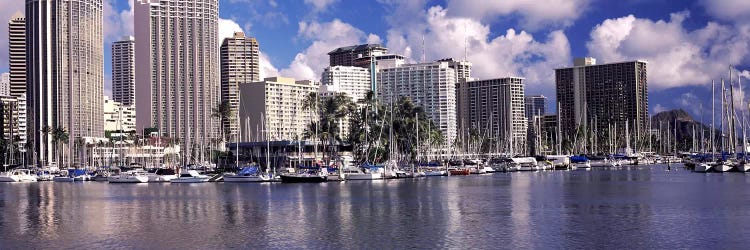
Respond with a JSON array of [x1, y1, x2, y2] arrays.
[[103, 96, 136, 133], [135, 0, 220, 158], [221, 32, 259, 141], [377, 61, 458, 146], [238, 77, 318, 142], [27, 0, 105, 166], [8, 11, 25, 98], [320, 66, 371, 104], [0, 73, 9, 96], [112, 36, 135, 106]]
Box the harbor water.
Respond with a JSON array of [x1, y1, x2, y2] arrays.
[[2, 165, 750, 249]]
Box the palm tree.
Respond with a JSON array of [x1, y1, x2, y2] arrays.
[[52, 126, 68, 168], [212, 100, 232, 145], [302, 93, 355, 166]]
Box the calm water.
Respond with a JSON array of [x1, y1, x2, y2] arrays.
[[2, 165, 750, 249]]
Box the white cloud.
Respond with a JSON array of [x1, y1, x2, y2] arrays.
[[219, 18, 245, 43], [279, 19, 379, 81], [304, 0, 339, 12], [653, 104, 668, 114], [587, 12, 750, 90], [445, 0, 590, 30], [699, 0, 750, 21], [103, 0, 134, 42], [384, 6, 571, 95]]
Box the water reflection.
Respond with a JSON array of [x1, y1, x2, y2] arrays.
[[2, 167, 750, 248]]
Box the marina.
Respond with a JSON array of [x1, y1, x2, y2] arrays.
[[1, 165, 749, 249]]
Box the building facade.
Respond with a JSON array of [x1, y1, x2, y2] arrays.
[[238, 77, 317, 142], [524, 95, 548, 120], [27, 0, 105, 166], [328, 44, 388, 68], [221, 32, 259, 141], [112, 36, 135, 106], [0, 73, 9, 96], [377, 61, 458, 146], [555, 57, 648, 150], [460, 77, 527, 155], [104, 96, 136, 133], [9, 11, 25, 98], [135, 0, 220, 159]]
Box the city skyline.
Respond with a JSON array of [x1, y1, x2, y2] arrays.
[[1, 0, 749, 120]]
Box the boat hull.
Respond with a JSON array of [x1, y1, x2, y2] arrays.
[[713, 164, 732, 172], [108, 176, 149, 183], [345, 173, 382, 180], [694, 164, 712, 173], [449, 169, 470, 176], [223, 175, 269, 182], [280, 175, 327, 183], [170, 178, 210, 183], [424, 171, 447, 176], [52, 177, 75, 182], [736, 163, 750, 172]]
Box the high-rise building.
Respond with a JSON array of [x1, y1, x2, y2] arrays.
[[377, 61, 458, 146], [328, 44, 388, 68], [8, 11, 25, 97], [459, 77, 527, 154], [525, 95, 548, 120], [27, 0, 105, 165], [238, 77, 317, 141], [555, 57, 648, 147], [103, 96, 136, 133], [320, 66, 371, 139], [221, 32, 259, 141], [0, 73, 9, 96], [112, 36, 135, 106], [135, 0, 220, 158], [320, 66, 371, 104]]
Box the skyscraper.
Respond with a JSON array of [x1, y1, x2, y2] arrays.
[[555, 57, 648, 148], [0, 73, 9, 96], [377, 61, 458, 146], [221, 32, 259, 141], [135, 0, 219, 158], [8, 11, 25, 98], [328, 44, 388, 68], [26, 0, 105, 166], [524, 95, 548, 120], [320, 66, 371, 139], [112, 36, 135, 106], [459, 77, 527, 154]]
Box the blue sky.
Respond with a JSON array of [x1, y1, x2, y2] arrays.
[[1, 0, 750, 119]]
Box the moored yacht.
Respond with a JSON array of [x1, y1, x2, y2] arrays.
[[170, 170, 210, 183], [280, 166, 328, 183], [694, 162, 713, 172], [223, 166, 270, 183], [0, 169, 38, 182], [147, 168, 178, 182], [343, 165, 383, 180], [108, 170, 150, 183], [713, 162, 733, 172]]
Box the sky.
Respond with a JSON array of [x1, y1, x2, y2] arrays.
[[1, 0, 750, 120]]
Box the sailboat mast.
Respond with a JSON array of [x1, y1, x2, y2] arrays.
[[712, 79, 716, 161]]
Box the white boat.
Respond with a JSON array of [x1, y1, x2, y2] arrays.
[[713, 162, 732, 172], [108, 170, 150, 183], [735, 162, 750, 172], [512, 157, 538, 171], [36, 170, 54, 181], [470, 167, 488, 174], [0, 169, 38, 182], [344, 166, 383, 180], [223, 166, 270, 182], [482, 166, 495, 173], [147, 168, 178, 182], [171, 170, 210, 183], [424, 169, 447, 176], [53, 169, 89, 182], [574, 162, 591, 169], [694, 162, 712, 172]]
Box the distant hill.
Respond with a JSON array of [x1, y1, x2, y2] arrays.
[[651, 109, 717, 151]]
